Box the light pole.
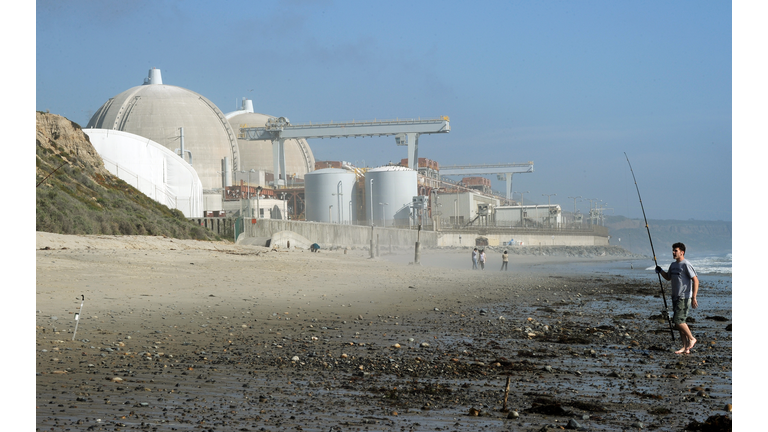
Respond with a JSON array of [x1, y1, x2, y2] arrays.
[[454, 199, 458, 229], [379, 202, 388, 227], [586, 198, 598, 226], [255, 186, 262, 219], [369, 178, 374, 226], [600, 204, 613, 226], [247, 169, 256, 217], [542, 193, 556, 228], [332, 180, 343, 224], [514, 191, 529, 227], [349, 200, 353, 225], [599, 203, 606, 226], [568, 196, 582, 228], [430, 189, 439, 230], [456, 184, 461, 228]]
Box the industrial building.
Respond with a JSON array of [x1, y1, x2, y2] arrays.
[[225, 98, 315, 186], [85, 68, 313, 216], [81, 67, 609, 248]]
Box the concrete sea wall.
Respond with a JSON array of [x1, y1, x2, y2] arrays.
[[242, 219, 438, 249], [237, 219, 609, 250]]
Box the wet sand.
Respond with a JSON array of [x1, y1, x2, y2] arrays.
[[35, 232, 732, 431]]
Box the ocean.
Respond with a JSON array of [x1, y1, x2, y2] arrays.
[[527, 251, 732, 295]]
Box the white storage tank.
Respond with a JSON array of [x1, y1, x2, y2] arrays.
[[305, 169, 357, 223], [365, 166, 417, 227]]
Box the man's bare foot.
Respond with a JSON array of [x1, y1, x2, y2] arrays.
[[675, 347, 687, 354], [688, 338, 697, 350]]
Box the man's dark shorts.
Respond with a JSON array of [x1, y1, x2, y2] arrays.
[[672, 297, 692, 325]]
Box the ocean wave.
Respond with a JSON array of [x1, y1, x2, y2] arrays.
[[645, 254, 732, 275]]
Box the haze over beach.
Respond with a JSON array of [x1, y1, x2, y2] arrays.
[[34, 233, 733, 431], [18, 0, 760, 429]]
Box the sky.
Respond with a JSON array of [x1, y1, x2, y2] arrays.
[[33, 0, 735, 221]]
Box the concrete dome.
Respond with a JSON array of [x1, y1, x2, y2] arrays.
[[225, 99, 315, 182], [86, 68, 240, 191]]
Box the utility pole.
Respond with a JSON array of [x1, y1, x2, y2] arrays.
[[542, 193, 556, 228], [568, 196, 582, 228], [514, 191, 529, 228]]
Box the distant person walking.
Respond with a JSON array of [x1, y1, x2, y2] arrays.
[[479, 249, 486, 270], [500, 250, 509, 271], [472, 248, 478, 270], [655, 242, 699, 354]]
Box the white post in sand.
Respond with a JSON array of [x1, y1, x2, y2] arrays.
[[72, 295, 85, 341]]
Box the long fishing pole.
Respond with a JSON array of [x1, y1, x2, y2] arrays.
[[624, 152, 676, 342]]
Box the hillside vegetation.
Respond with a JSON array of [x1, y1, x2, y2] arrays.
[[35, 112, 219, 240]]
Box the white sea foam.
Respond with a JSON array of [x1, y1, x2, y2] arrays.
[[645, 253, 732, 275]]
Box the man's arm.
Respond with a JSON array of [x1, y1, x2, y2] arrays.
[[691, 276, 699, 308]]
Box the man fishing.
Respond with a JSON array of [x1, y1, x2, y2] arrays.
[[655, 242, 699, 354]]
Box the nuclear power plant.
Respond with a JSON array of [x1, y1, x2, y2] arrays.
[[83, 68, 611, 247]]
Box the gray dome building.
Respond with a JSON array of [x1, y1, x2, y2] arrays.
[[225, 99, 315, 183], [86, 68, 240, 192]]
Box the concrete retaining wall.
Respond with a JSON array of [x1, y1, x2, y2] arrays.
[[243, 219, 438, 249], [237, 219, 609, 250], [437, 230, 609, 247]]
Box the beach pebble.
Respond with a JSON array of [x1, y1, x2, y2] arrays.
[[507, 410, 519, 419], [420, 342, 430, 348], [630, 421, 643, 428], [291, 356, 299, 361]]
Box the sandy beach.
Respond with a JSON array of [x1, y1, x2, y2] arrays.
[[35, 232, 732, 431]]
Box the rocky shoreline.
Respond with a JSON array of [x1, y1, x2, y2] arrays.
[[35, 233, 731, 431]]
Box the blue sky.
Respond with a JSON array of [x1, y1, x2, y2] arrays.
[[34, 0, 734, 221]]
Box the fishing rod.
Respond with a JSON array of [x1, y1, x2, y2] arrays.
[[624, 152, 676, 342]]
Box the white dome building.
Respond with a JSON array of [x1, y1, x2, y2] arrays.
[[86, 68, 240, 194], [225, 99, 315, 184]]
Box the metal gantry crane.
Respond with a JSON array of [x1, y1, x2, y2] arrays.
[[241, 116, 450, 186], [438, 162, 534, 200]]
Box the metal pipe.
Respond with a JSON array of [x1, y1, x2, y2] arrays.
[[369, 178, 374, 226]]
